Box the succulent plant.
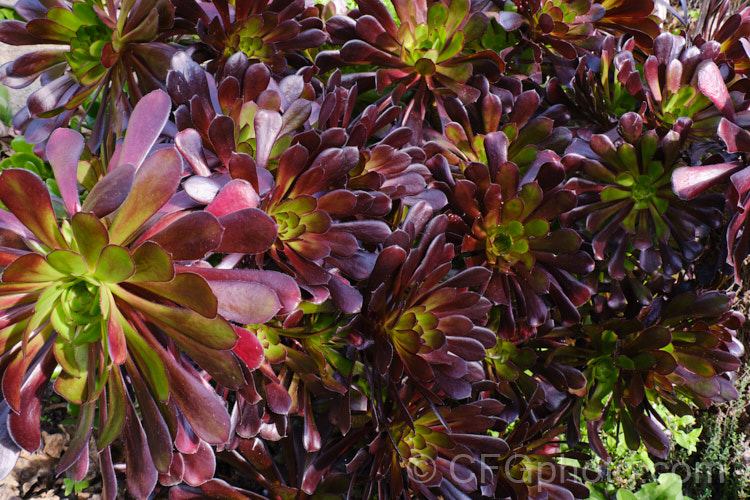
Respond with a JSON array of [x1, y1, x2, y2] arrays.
[[0, 0, 177, 150], [351, 203, 496, 398], [172, 0, 326, 73], [320, 0, 503, 134], [546, 35, 644, 132], [636, 33, 750, 139], [563, 112, 724, 279], [542, 291, 743, 460], [433, 131, 593, 339], [0, 91, 267, 499]]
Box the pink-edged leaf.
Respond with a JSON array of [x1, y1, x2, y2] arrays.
[[672, 163, 742, 199], [176, 266, 300, 315], [80, 163, 136, 217], [8, 348, 55, 452], [129, 241, 175, 283], [0, 169, 66, 249], [122, 397, 158, 499], [254, 110, 282, 171], [719, 117, 750, 152], [181, 440, 216, 486], [217, 208, 278, 254], [71, 212, 109, 267], [55, 401, 95, 474], [103, 290, 127, 365], [175, 128, 211, 176], [2, 328, 48, 412], [233, 326, 264, 370], [47, 128, 84, 215], [207, 280, 281, 325], [118, 90, 172, 169], [95, 245, 136, 283], [149, 211, 224, 260], [108, 148, 182, 245], [697, 60, 735, 121], [2, 253, 64, 282], [206, 179, 260, 217]]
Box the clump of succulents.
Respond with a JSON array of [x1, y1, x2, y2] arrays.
[[0, 1, 747, 499]]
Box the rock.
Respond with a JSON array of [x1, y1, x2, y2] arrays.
[[43, 431, 66, 459], [0, 42, 47, 120]]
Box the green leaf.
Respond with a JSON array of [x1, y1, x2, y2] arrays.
[[47, 250, 87, 275], [120, 317, 169, 401], [128, 242, 175, 283], [94, 245, 135, 283], [71, 212, 109, 267], [97, 367, 127, 450]]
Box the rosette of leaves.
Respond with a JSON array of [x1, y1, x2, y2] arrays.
[[562, 112, 724, 279], [492, 408, 592, 500], [637, 32, 749, 139], [492, 0, 606, 62], [0, 0, 177, 149], [546, 35, 644, 132], [439, 132, 593, 339], [427, 84, 572, 171], [348, 203, 496, 403], [358, 384, 508, 498], [168, 54, 425, 312], [320, 0, 503, 133], [692, 0, 750, 75], [543, 291, 743, 460], [172, 0, 326, 72], [0, 91, 273, 500]]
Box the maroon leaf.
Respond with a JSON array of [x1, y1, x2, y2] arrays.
[[47, 128, 84, 215], [207, 280, 281, 325], [181, 440, 216, 486], [56, 401, 95, 474], [217, 208, 278, 254], [8, 348, 55, 452], [122, 397, 158, 499], [118, 90, 172, 169], [697, 60, 735, 121], [163, 352, 232, 444], [80, 163, 136, 217], [149, 211, 224, 260], [672, 163, 742, 199]]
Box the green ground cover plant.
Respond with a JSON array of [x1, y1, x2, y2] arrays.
[[0, 0, 749, 498]]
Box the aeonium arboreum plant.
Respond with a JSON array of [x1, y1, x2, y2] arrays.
[[539, 291, 743, 460], [0, 0, 177, 151], [320, 0, 503, 136], [0, 91, 269, 500], [563, 113, 724, 279], [434, 132, 593, 339]]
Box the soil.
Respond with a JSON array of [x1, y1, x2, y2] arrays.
[[0, 400, 105, 500]]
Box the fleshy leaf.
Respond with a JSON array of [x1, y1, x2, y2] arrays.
[[108, 149, 182, 246], [0, 169, 67, 249]]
